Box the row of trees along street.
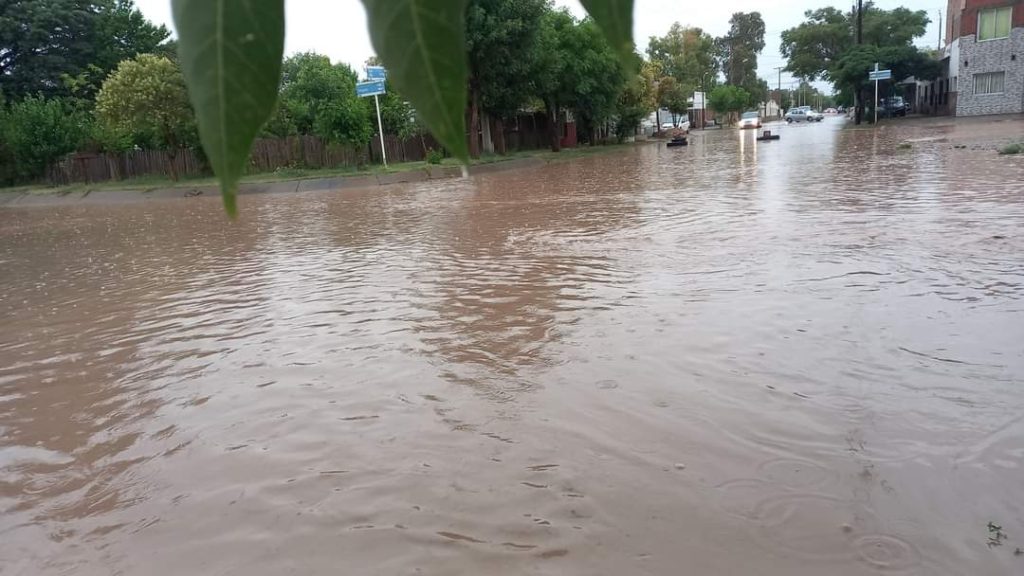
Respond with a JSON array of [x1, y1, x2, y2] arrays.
[[0, 0, 940, 186]]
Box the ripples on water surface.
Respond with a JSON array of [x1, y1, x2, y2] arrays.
[[2, 118, 1024, 575]]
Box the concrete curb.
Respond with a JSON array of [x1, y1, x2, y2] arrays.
[[0, 156, 551, 208]]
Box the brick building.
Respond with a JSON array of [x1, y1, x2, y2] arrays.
[[945, 0, 1024, 116]]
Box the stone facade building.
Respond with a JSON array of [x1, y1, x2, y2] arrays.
[[945, 0, 1024, 116]]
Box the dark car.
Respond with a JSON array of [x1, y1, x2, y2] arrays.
[[880, 97, 908, 117]]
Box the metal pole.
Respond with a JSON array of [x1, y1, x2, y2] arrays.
[[700, 74, 705, 130], [873, 63, 879, 125], [776, 66, 783, 117], [374, 93, 387, 168]]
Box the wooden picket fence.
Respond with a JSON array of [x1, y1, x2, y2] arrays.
[[44, 115, 552, 186], [44, 133, 446, 186]]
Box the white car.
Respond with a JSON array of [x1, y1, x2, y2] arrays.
[[737, 111, 761, 129], [661, 120, 691, 132], [799, 106, 824, 121], [785, 107, 824, 123]]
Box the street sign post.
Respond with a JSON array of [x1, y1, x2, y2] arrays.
[[868, 63, 892, 125], [356, 79, 388, 167]]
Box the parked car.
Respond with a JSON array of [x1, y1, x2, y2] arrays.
[[824, 107, 838, 114], [798, 106, 825, 121], [737, 111, 761, 129], [879, 97, 908, 117]]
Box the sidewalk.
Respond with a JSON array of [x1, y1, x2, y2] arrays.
[[0, 157, 547, 207]]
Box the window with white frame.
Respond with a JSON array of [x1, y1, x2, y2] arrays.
[[978, 6, 1012, 41], [973, 72, 1005, 95]]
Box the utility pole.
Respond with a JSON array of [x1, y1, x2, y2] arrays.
[[775, 66, 783, 116], [937, 10, 943, 49], [701, 73, 707, 130], [856, 0, 863, 44], [855, 0, 864, 124]]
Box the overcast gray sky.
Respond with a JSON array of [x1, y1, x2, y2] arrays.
[[135, 0, 944, 92]]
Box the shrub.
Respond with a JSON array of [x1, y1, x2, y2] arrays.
[[426, 148, 444, 165], [0, 97, 90, 185], [998, 143, 1022, 155]]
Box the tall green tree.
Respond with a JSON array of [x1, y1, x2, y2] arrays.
[[92, 1, 171, 76], [0, 0, 169, 99], [614, 61, 656, 141], [779, 7, 852, 83], [535, 11, 625, 150], [717, 12, 765, 90], [95, 54, 195, 179], [656, 76, 690, 126], [465, 0, 547, 157], [707, 84, 751, 122], [564, 18, 624, 143], [646, 23, 717, 96], [0, 96, 90, 184], [278, 53, 372, 146]]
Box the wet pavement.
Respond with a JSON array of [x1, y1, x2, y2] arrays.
[[2, 116, 1024, 575]]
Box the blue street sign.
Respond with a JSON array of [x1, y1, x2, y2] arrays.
[[356, 80, 386, 98], [366, 66, 387, 81], [868, 69, 892, 81]]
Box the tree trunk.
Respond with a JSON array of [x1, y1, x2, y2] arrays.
[[162, 127, 180, 181], [493, 117, 507, 155], [166, 149, 179, 181], [855, 86, 864, 125], [547, 103, 561, 152], [468, 84, 481, 159], [481, 111, 494, 154]]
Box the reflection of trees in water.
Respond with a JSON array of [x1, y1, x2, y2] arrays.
[[412, 160, 644, 399], [0, 204, 258, 532]]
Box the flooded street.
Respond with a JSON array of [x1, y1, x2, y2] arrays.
[[2, 117, 1024, 575]]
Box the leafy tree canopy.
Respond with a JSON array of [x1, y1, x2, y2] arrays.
[[466, 0, 547, 120], [0, 96, 89, 183], [717, 12, 765, 90], [708, 84, 752, 117], [647, 23, 717, 94], [95, 54, 194, 151], [533, 9, 626, 147], [0, 0, 170, 99], [780, 2, 931, 83], [278, 53, 373, 146]]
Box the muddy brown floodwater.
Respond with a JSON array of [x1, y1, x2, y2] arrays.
[[2, 117, 1024, 575]]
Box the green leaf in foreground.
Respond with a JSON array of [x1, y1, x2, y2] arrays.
[[579, 0, 636, 64], [172, 0, 285, 216], [361, 0, 469, 163]]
